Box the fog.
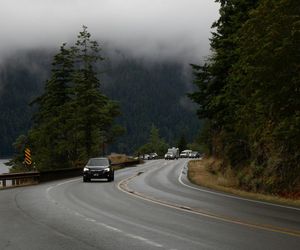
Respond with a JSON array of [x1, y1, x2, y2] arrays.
[[0, 0, 219, 63]]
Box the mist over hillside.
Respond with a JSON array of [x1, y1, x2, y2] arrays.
[[0, 48, 200, 157]]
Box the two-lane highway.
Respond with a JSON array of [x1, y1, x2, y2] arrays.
[[0, 159, 299, 249]]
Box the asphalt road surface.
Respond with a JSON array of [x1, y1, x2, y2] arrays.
[[0, 159, 299, 250]]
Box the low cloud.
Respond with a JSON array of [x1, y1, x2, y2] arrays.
[[0, 0, 219, 63]]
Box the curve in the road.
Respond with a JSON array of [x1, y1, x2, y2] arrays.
[[118, 163, 300, 238], [1, 159, 300, 250]]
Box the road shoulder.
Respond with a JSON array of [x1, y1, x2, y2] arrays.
[[187, 158, 300, 208]]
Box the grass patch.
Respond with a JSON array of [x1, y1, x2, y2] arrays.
[[108, 154, 140, 170], [109, 154, 130, 164], [188, 157, 300, 208], [108, 153, 138, 164]]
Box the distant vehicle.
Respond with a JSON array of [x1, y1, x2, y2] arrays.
[[83, 157, 114, 182], [141, 153, 158, 160], [149, 153, 158, 159], [142, 154, 151, 160], [180, 150, 192, 158], [165, 147, 179, 160], [189, 151, 200, 158]]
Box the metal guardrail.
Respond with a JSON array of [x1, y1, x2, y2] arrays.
[[0, 159, 140, 189], [0, 172, 40, 188]]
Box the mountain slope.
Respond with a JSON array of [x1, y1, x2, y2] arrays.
[[0, 50, 200, 156]]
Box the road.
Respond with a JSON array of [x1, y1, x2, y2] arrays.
[[0, 159, 299, 249]]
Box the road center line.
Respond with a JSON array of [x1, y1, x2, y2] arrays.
[[118, 171, 300, 238]]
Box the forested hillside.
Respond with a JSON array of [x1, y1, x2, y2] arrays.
[[0, 50, 51, 157], [190, 0, 299, 194], [0, 49, 199, 157], [103, 57, 200, 153]]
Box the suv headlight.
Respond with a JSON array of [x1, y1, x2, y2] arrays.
[[103, 167, 110, 172], [83, 167, 90, 172]]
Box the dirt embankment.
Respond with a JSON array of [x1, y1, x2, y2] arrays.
[[109, 154, 139, 163], [188, 157, 300, 207]]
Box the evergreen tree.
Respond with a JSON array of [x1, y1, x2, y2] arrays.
[[228, 0, 300, 192], [136, 125, 168, 156], [28, 43, 75, 169], [71, 26, 107, 160], [12, 26, 122, 170], [177, 133, 187, 153], [72, 26, 122, 161], [189, 0, 259, 157], [149, 125, 169, 155], [190, 0, 300, 193]]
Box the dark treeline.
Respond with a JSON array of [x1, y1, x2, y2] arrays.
[[0, 50, 51, 157], [103, 58, 200, 153], [190, 0, 299, 194]]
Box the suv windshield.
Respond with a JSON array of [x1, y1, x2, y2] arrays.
[[87, 158, 109, 166]]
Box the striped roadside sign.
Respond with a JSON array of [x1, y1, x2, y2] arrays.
[[25, 148, 32, 165]]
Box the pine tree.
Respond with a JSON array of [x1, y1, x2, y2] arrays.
[[28, 43, 74, 169], [177, 133, 187, 153], [71, 26, 121, 161], [136, 125, 168, 156], [189, 0, 259, 157], [228, 0, 300, 192], [12, 26, 122, 170], [190, 0, 300, 193]]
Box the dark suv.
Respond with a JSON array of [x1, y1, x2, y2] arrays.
[[83, 157, 114, 182]]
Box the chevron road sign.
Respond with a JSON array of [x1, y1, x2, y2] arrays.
[[24, 148, 32, 166]]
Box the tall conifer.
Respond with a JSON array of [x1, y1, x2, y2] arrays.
[[21, 26, 122, 170]]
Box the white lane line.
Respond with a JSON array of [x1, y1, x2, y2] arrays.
[[74, 212, 84, 217], [85, 218, 96, 222], [178, 163, 300, 211], [96, 223, 123, 233], [46, 178, 80, 193], [85, 215, 164, 248], [46, 178, 81, 206], [125, 234, 163, 248], [45, 176, 166, 248]]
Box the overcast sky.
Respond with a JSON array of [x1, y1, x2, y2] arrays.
[[0, 0, 219, 63]]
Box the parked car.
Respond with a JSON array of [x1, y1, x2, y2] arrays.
[[149, 152, 158, 159], [83, 157, 114, 182], [141, 153, 158, 160], [165, 147, 179, 160], [180, 150, 192, 158], [143, 154, 151, 160], [189, 151, 200, 158]]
